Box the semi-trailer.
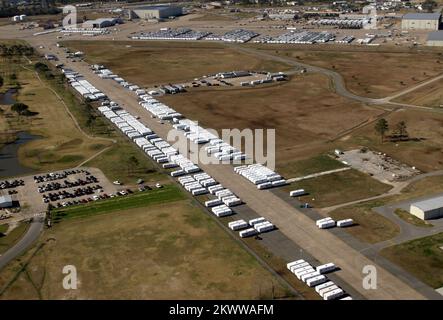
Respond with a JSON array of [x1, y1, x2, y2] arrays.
[[228, 220, 249, 231]]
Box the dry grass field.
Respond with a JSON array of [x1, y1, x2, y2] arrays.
[[1, 64, 113, 172], [282, 169, 392, 208], [394, 78, 443, 108], [381, 232, 443, 289], [160, 73, 384, 167], [0, 199, 293, 300], [345, 109, 443, 172], [264, 46, 443, 98], [62, 41, 292, 87]]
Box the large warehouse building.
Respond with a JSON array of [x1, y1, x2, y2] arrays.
[[401, 13, 441, 30], [130, 5, 183, 20], [409, 195, 443, 220], [426, 31, 443, 46], [82, 17, 123, 29]]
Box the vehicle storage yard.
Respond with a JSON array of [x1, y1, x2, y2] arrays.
[[1, 3, 443, 302]]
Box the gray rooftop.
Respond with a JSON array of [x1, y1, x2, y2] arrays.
[[411, 195, 443, 212], [427, 31, 443, 41], [403, 13, 441, 21], [133, 5, 180, 11], [0, 195, 12, 203]]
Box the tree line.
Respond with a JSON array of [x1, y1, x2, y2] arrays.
[[374, 118, 409, 143], [0, 44, 34, 57]]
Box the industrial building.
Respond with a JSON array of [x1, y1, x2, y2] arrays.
[[0, 194, 13, 208], [401, 13, 441, 30], [130, 5, 183, 20], [426, 31, 443, 46], [82, 17, 122, 29], [409, 196, 443, 220]]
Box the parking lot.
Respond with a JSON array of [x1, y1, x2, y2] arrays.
[[0, 167, 119, 222]]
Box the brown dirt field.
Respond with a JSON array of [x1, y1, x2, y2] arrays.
[[0, 200, 293, 300], [345, 109, 443, 172], [62, 40, 292, 87], [263, 46, 443, 98], [394, 78, 443, 108], [160, 73, 384, 166]]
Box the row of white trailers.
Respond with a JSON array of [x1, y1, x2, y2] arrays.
[[63, 69, 106, 101], [96, 68, 143, 92], [286, 260, 352, 300], [228, 217, 275, 237], [61, 28, 109, 35], [234, 164, 287, 189], [316, 217, 354, 229], [97, 102, 200, 174]]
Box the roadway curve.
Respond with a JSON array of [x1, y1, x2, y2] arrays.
[[0, 216, 45, 270], [234, 45, 443, 110]]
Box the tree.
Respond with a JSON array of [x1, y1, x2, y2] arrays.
[[374, 118, 389, 142], [422, 0, 437, 12], [34, 62, 49, 73], [395, 121, 408, 137], [11, 102, 29, 115]]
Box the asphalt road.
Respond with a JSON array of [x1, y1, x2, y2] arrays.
[[0, 215, 44, 270]]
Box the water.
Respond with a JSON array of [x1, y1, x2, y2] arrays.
[[0, 132, 40, 178], [0, 88, 17, 105]]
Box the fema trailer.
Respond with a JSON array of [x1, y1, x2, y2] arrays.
[[301, 271, 320, 283], [318, 285, 339, 298], [290, 262, 310, 273], [205, 198, 223, 208], [254, 222, 275, 233], [316, 217, 333, 226], [208, 185, 224, 194], [318, 220, 336, 229], [316, 263, 337, 274], [249, 217, 266, 226], [290, 189, 307, 197], [239, 228, 259, 238], [323, 288, 344, 300], [228, 220, 249, 231], [192, 188, 208, 196], [306, 275, 327, 287], [337, 219, 354, 227], [315, 281, 335, 294], [295, 268, 316, 280], [286, 260, 306, 270]]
